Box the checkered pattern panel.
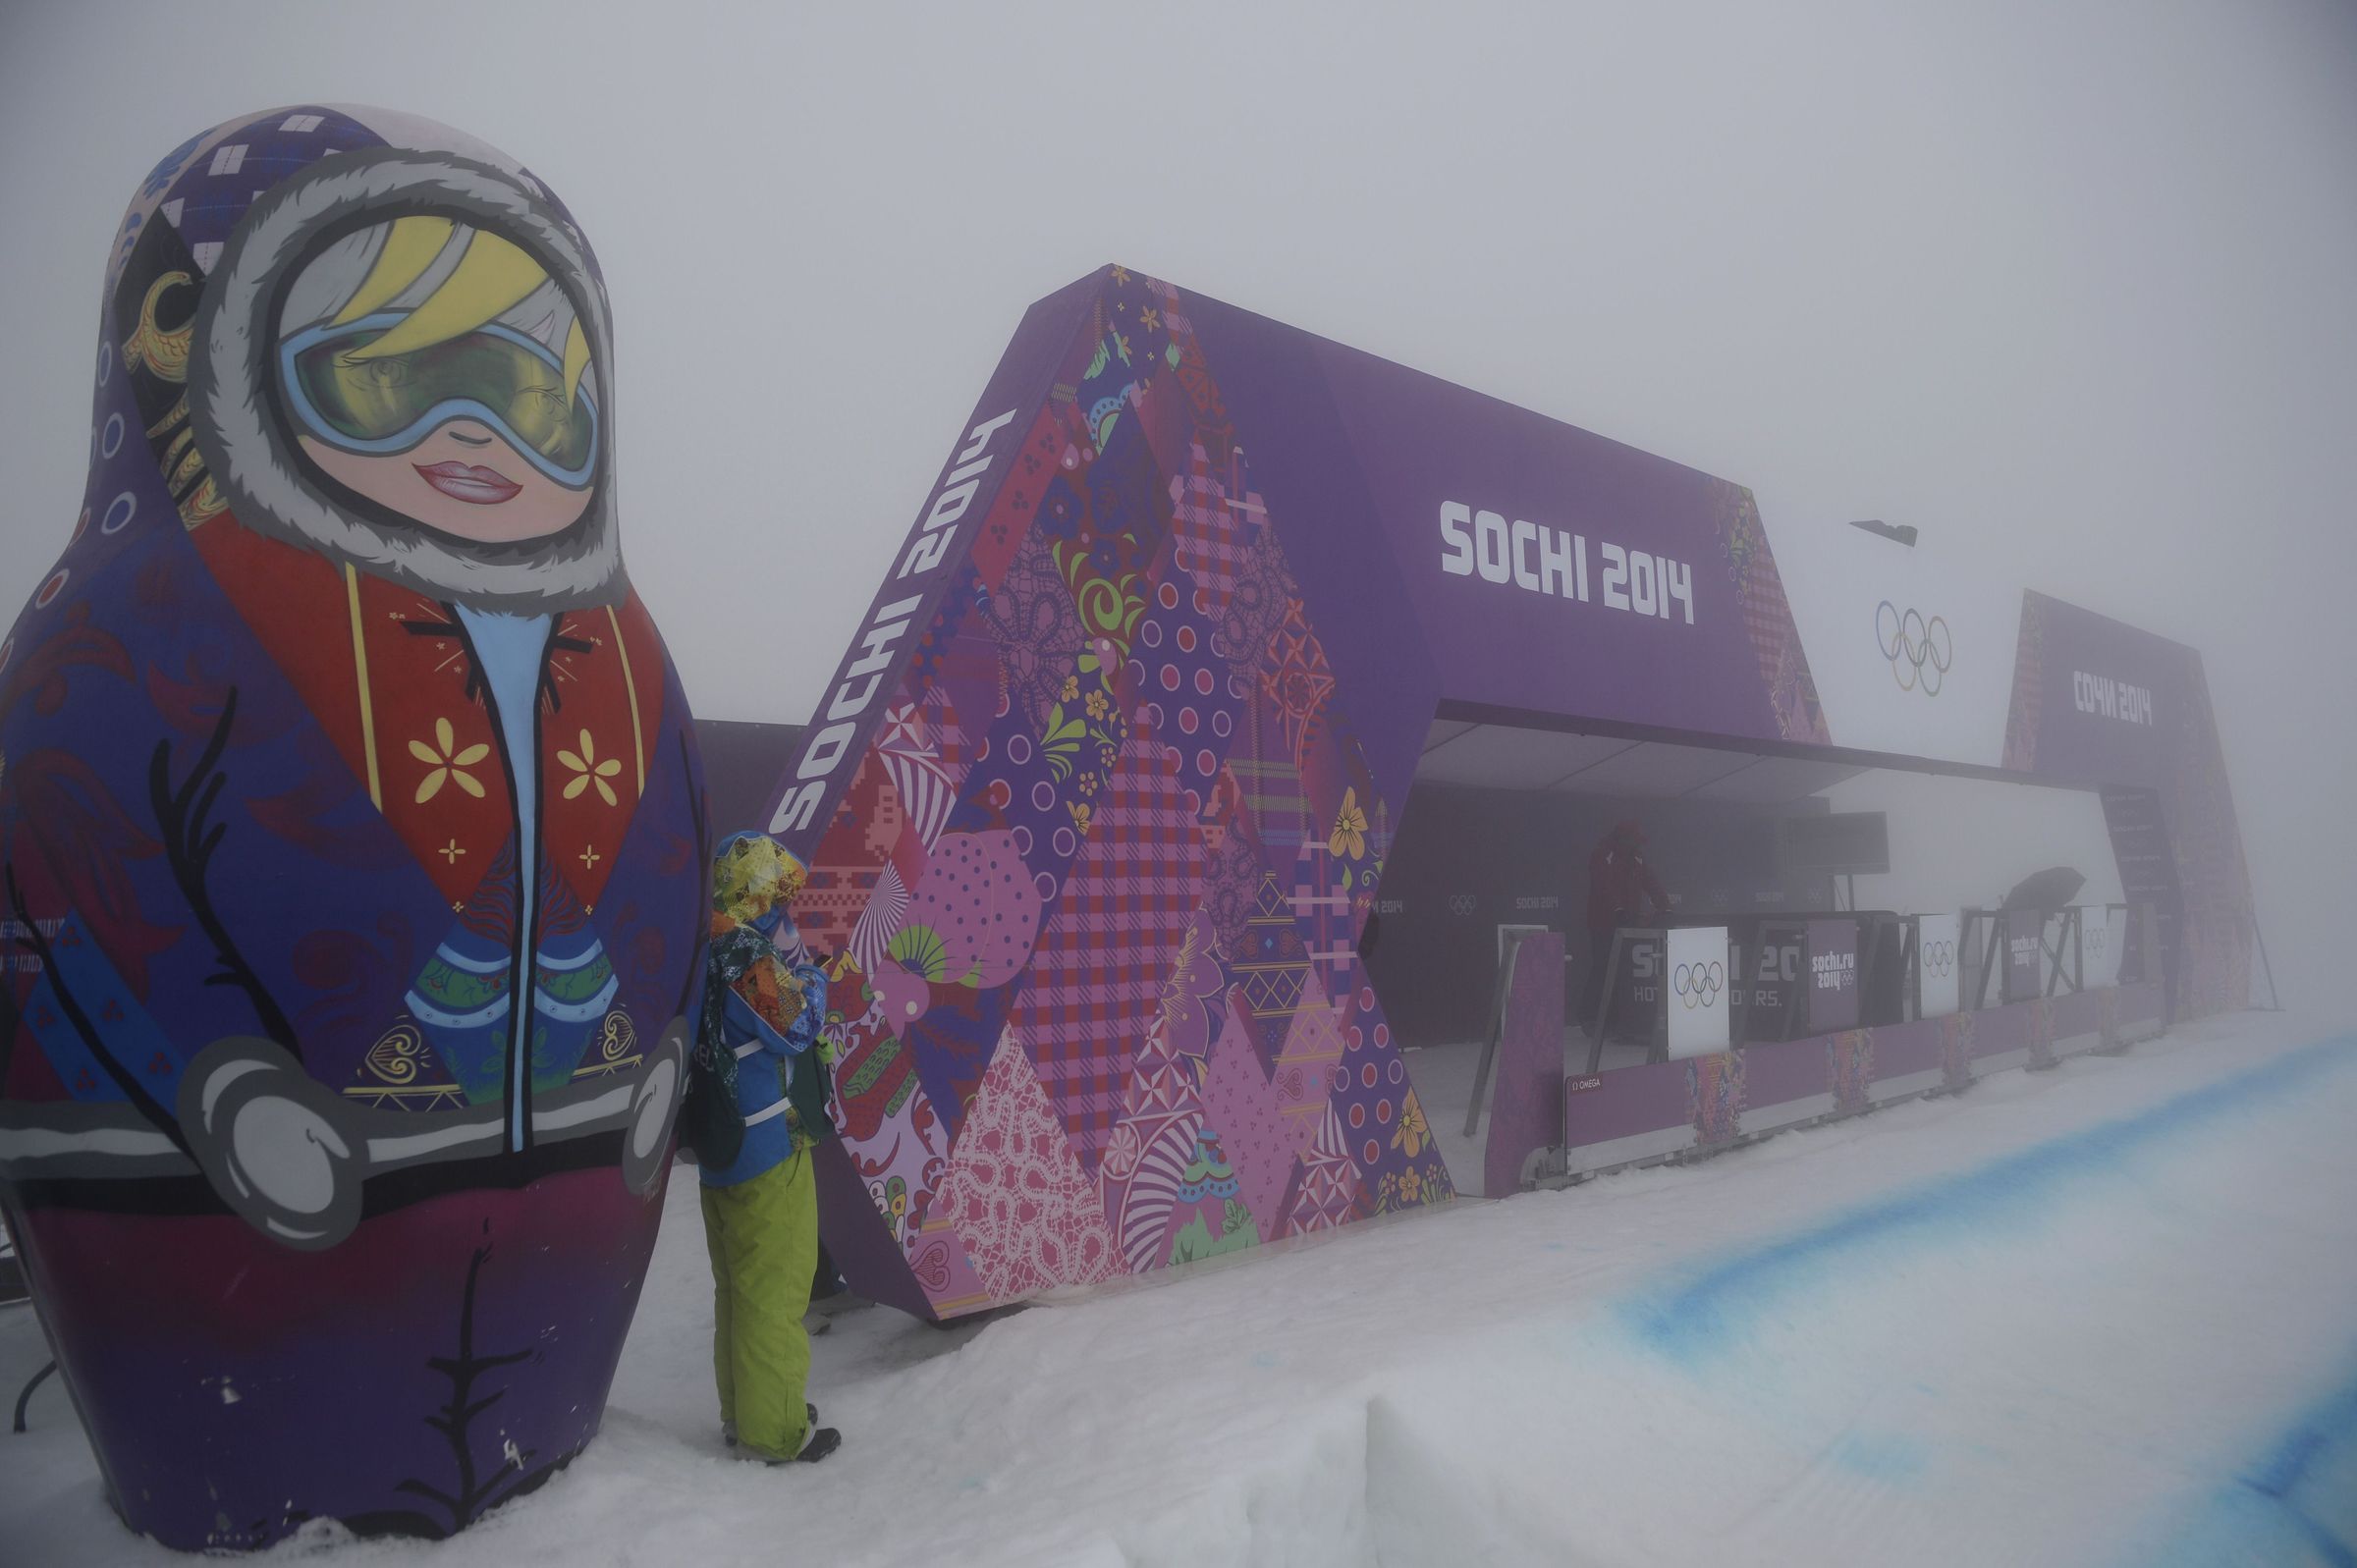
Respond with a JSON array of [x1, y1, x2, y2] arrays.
[[1167, 441, 1260, 617], [1012, 710, 1209, 1171]]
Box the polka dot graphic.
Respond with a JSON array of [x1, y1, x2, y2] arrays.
[[902, 829, 1046, 988], [1133, 560, 1243, 795]]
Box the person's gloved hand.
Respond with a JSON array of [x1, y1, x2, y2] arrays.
[[782, 962, 830, 1055]]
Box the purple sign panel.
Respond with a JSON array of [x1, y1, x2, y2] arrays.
[[1804, 918, 1860, 1032], [2006, 591, 2183, 789], [2003, 591, 2251, 1020], [1186, 297, 1830, 760], [1484, 931, 1566, 1198]]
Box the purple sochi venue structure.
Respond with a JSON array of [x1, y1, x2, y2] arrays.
[[747, 265, 2253, 1322]]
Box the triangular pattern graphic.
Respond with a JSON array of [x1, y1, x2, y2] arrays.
[[1287, 1099, 1365, 1236], [936, 1028, 1124, 1303], [1198, 1009, 1298, 1242]]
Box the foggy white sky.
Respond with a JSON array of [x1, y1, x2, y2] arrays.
[[1, 1, 2349, 1010]]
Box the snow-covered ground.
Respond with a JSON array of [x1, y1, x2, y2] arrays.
[[6, 1012, 2355, 1566]]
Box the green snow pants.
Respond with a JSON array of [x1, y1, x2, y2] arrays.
[[699, 1145, 816, 1461]]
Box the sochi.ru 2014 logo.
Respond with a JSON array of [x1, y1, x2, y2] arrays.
[[1921, 939, 1956, 978], [1876, 600, 1952, 695], [1673, 960, 1725, 1008]]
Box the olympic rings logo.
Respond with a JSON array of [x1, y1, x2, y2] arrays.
[[1921, 940, 1955, 977], [1673, 960, 1725, 1008], [1447, 893, 1476, 917], [1876, 601, 1952, 695]]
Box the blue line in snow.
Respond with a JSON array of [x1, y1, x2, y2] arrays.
[[1621, 1032, 2357, 1363], [2135, 1350, 2357, 1567], [2232, 1356, 2357, 1563]]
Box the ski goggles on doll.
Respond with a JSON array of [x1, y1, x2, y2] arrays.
[[277, 312, 599, 488]]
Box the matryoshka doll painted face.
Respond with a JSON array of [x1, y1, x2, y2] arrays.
[[0, 107, 705, 1553], [185, 114, 626, 608], [273, 216, 602, 545]]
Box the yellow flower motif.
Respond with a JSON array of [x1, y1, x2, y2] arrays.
[[408, 717, 489, 805], [1397, 1165, 1422, 1206], [559, 728, 623, 806], [1329, 786, 1368, 860], [1083, 688, 1110, 722], [1392, 1094, 1429, 1160], [1060, 674, 1080, 702], [1069, 799, 1094, 838]]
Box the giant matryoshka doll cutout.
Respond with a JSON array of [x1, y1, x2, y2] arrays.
[[0, 107, 705, 1550]]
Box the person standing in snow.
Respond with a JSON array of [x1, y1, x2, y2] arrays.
[[1583, 819, 1670, 1031], [691, 833, 842, 1465]]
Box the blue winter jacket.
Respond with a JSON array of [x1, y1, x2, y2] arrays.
[[697, 965, 829, 1188]]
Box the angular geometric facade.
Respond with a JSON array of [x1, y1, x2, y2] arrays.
[[760, 266, 2253, 1321], [756, 267, 1850, 1319]]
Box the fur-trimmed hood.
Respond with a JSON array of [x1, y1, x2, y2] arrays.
[[189, 138, 624, 610]]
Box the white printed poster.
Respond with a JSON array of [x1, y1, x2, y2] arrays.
[[1665, 924, 1731, 1059], [2080, 905, 2124, 990], [1766, 519, 2027, 769], [1916, 911, 1961, 1019]]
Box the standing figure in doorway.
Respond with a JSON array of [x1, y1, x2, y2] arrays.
[[1583, 819, 1669, 1030]]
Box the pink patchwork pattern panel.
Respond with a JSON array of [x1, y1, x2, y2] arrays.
[[937, 1029, 1124, 1302], [1011, 712, 1208, 1171], [1098, 1106, 1203, 1273], [1270, 980, 1346, 1155], [1287, 1098, 1366, 1236], [1198, 1011, 1298, 1242], [1166, 441, 1256, 617], [1229, 866, 1314, 1067], [1321, 963, 1452, 1215]]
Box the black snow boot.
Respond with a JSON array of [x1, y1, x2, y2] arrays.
[[767, 1424, 841, 1465]]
